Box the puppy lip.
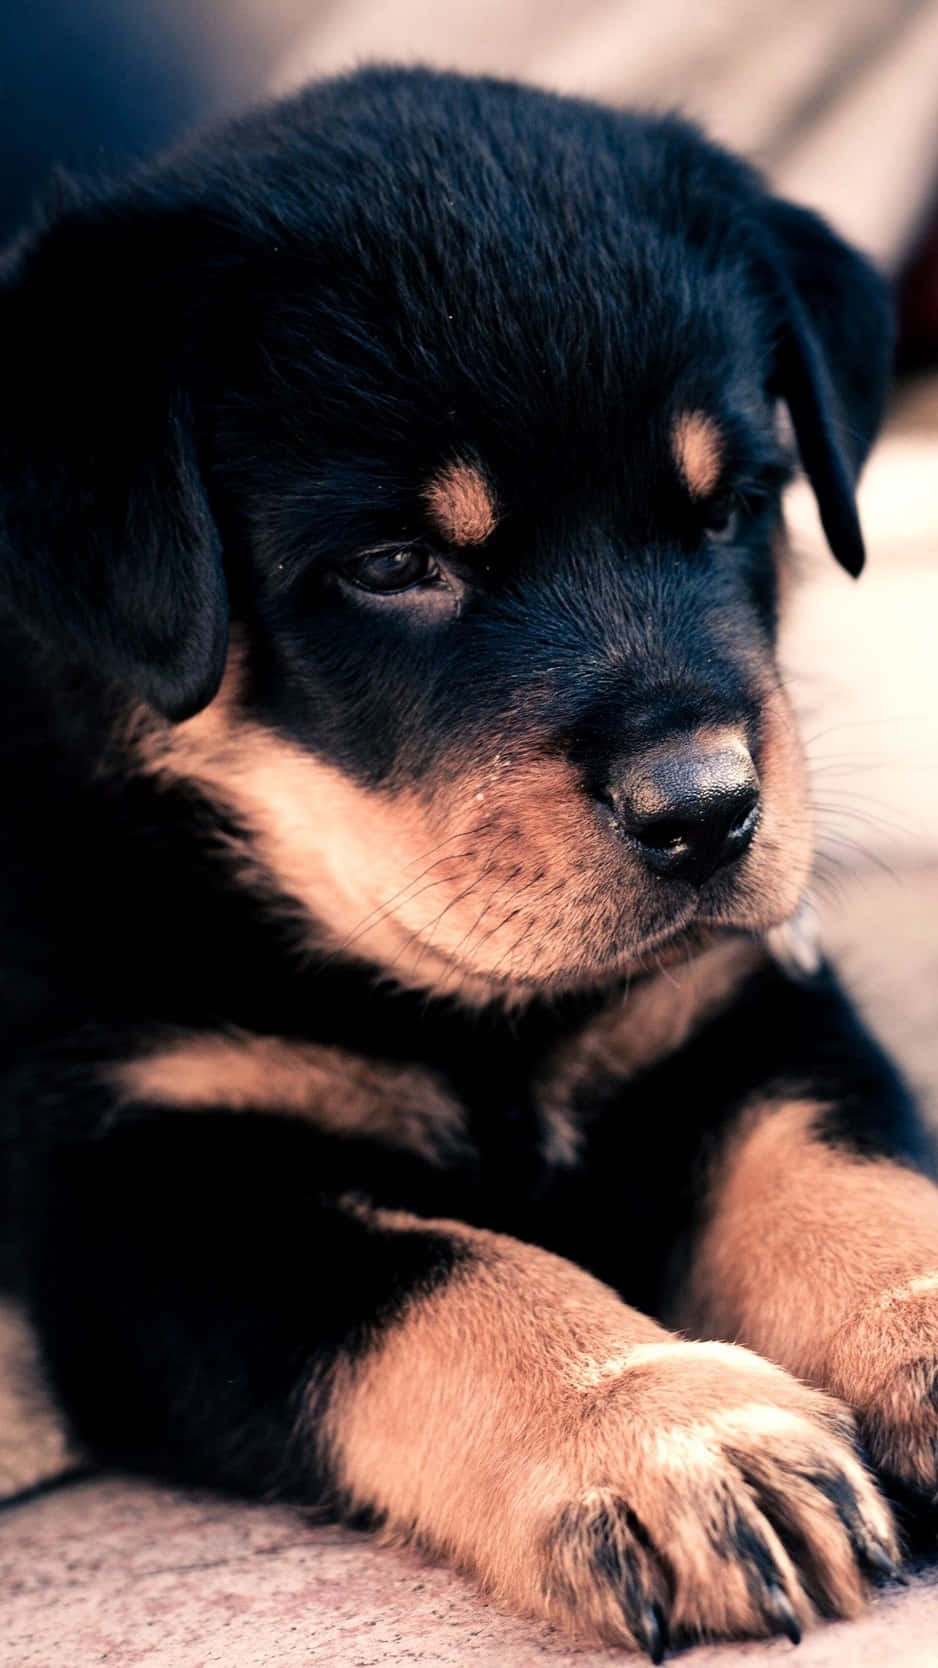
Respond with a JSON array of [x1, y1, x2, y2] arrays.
[[697, 888, 802, 934], [393, 907, 704, 993]]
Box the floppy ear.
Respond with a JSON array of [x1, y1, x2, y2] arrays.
[[0, 197, 228, 721], [761, 197, 894, 577]]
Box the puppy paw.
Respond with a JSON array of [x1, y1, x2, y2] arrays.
[[530, 1341, 896, 1653], [829, 1274, 938, 1499]]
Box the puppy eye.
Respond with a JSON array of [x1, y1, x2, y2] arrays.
[[702, 496, 740, 545], [346, 546, 438, 594]]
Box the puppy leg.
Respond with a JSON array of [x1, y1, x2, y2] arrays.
[[26, 1109, 893, 1653], [680, 1095, 938, 1499]]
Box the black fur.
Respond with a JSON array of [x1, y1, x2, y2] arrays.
[[0, 64, 920, 1634]]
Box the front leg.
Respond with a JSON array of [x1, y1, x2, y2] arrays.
[[676, 966, 938, 1501], [21, 1093, 893, 1655]]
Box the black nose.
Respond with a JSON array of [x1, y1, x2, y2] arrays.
[[610, 735, 761, 885]]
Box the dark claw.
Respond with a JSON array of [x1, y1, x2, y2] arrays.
[[863, 1540, 901, 1582], [764, 1584, 802, 1646], [635, 1601, 667, 1664], [809, 1469, 903, 1586]]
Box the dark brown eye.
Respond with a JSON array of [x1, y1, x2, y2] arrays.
[[346, 546, 437, 594], [702, 496, 740, 544]]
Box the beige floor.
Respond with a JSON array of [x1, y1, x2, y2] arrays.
[[2, 387, 937, 1666], [4, 1476, 938, 1668]]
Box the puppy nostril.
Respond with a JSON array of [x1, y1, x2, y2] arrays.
[[610, 737, 761, 886], [640, 817, 699, 852], [727, 797, 760, 842]]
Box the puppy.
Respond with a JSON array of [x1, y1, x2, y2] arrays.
[[1, 66, 934, 1658]]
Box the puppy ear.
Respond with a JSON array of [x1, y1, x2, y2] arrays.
[[761, 198, 893, 577], [0, 198, 228, 720]]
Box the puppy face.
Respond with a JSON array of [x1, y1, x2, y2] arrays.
[[0, 71, 892, 1002]]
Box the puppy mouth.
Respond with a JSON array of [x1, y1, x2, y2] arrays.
[[388, 851, 802, 998], [383, 896, 710, 999]]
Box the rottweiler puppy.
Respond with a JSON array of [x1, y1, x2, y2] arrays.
[[1, 65, 934, 1658]]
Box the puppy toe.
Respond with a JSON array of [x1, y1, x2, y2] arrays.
[[827, 1281, 938, 1502], [545, 1490, 672, 1656], [861, 1358, 938, 1498], [733, 1431, 898, 1617]]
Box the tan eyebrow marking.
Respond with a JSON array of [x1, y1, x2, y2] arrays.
[[423, 460, 498, 546], [672, 412, 724, 498]]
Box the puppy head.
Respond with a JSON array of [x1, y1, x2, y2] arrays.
[[0, 70, 893, 1002]]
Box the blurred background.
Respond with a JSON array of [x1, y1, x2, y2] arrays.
[[5, 0, 938, 359], [2, 0, 937, 1115]]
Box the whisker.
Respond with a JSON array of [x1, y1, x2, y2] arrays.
[[406, 857, 518, 979], [309, 832, 500, 974], [435, 857, 530, 969], [811, 797, 921, 842], [801, 715, 923, 749], [812, 831, 900, 882]]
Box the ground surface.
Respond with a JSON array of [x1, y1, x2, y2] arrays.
[[5, 1476, 938, 1668], [2, 381, 937, 1665]]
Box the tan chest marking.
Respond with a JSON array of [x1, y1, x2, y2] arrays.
[[537, 938, 763, 1163], [113, 1033, 465, 1163]]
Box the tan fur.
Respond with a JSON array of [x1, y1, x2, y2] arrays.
[[113, 1034, 464, 1161], [135, 675, 628, 1001], [706, 681, 813, 933], [325, 1210, 893, 1647], [538, 937, 762, 1156], [423, 460, 497, 546], [673, 412, 723, 498], [127, 652, 652, 1003], [680, 1097, 938, 1492], [129, 639, 811, 1003], [0, 1298, 79, 1501]]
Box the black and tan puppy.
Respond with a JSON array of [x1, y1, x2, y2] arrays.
[[2, 66, 936, 1658]]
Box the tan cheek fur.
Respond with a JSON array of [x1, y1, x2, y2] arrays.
[[720, 683, 813, 932], [112, 1035, 465, 1162], [128, 646, 810, 997], [129, 652, 435, 979], [679, 1097, 938, 1490], [325, 1210, 890, 1646], [129, 653, 639, 1003], [423, 460, 497, 546], [672, 412, 723, 498]]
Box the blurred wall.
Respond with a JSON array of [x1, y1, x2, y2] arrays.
[[4, 0, 938, 270], [275, 0, 938, 267], [0, 0, 311, 238]]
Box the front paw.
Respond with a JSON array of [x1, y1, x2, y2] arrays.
[[529, 1341, 896, 1653], [829, 1274, 938, 1499]]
